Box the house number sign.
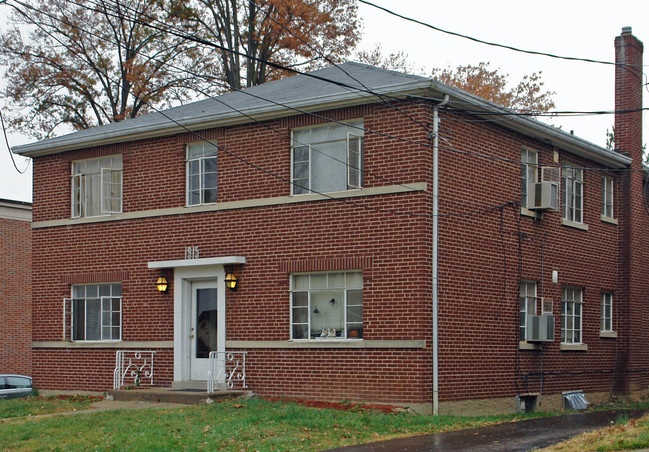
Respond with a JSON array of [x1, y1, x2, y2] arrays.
[[185, 246, 199, 259]]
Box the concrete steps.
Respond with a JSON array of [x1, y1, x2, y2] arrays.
[[107, 388, 251, 404]]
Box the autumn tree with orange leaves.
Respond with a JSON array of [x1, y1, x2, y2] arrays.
[[431, 62, 555, 113]]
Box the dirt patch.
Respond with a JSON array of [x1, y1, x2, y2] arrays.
[[45, 395, 103, 403], [262, 397, 401, 414]]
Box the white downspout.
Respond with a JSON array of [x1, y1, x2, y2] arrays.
[[432, 94, 449, 416]]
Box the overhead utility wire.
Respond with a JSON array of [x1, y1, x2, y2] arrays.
[[8, 0, 641, 179], [15, 0, 424, 192], [245, 0, 433, 133], [358, 0, 618, 68], [0, 109, 29, 174], [85, 0, 649, 125], [4, 0, 643, 182], [96, 0, 647, 122], [45, 0, 649, 128], [70, 0, 646, 175], [3, 0, 517, 220]]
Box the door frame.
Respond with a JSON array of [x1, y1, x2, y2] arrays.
[[173, 263, 228, 384], [147, 256, 245, 386]]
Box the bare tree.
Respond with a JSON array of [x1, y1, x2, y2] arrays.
[[169, 0, 361, 90], [0, 0, 217, 138]]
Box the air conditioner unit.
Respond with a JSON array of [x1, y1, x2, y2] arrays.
[[527, 181, 558, 211], [526, 314, 555, 342]]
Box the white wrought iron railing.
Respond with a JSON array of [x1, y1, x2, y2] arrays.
[[207, 351, 247, 393], [113, 350, 156, 389]]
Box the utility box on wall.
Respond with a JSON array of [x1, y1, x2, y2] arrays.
[[526, 315, 555, 342]]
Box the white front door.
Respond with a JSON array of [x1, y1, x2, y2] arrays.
[[190, 281, 220, 380]]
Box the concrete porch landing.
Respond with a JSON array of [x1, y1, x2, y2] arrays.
[[107, 388, 251, 404]]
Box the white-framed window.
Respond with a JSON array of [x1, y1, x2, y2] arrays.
[[67, 283, 122, 341], [290, 271, 363, 340], [520, 281, 537, 341], [601, 176, 614, 219], [521, 149, 538, 208], [601, 292, 613, 333], [187, 142, 218, 206], [561, 286, 583, 344], [291, 121, 364, 195], [71, 155, 123, 218], [561, 165, 583, 223]]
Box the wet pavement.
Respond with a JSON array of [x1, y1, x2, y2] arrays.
[[329, 409, 649, 451]]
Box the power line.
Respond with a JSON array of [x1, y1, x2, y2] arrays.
[[358, 0, 620, 68], [4, 0, 644, 183], [0, 109, 30, 174], [4, 0, 527, 220]]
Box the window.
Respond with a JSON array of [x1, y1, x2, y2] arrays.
[[69, 283, 122, 341], [601, 292, 613, 332], [290, 271, 363, 340], [291, 121, 364, 195], [72, 155, 123, 218], [519, 281, 537, 341], [187, 142, 218, 205], [561, 287, 583, 344], [601, 176, 614, 219], [521, 149, 538, 208], [561, 166, 583, 223]]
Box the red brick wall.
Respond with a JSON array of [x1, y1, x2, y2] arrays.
[[30, 102, 436, 405], [0, 214, 32, 375], [437, 111, 625, 401], [28, 83, 648, 409]]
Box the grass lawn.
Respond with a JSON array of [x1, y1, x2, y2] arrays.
[[0, 397, 549, 451], [541, 412, 649, 451], [0, 394, 102, 419]]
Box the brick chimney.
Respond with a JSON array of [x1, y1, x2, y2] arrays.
[[614, 27, 648, 397], [614, 26, 643, 162]]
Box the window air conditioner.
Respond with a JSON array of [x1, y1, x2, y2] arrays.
[[526, 314, 555, 342], [527, 182, 559, 211]]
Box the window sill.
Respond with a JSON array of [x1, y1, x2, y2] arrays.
[[71, 213, 120, 220], [519, 341, 541, 350], [561, 219, 589, 231], [225, 339, 425, 349], [32, 341, 174, 348], [36, 183, 427, 229], [600, 331, 617, 339], [560, 343, 588, 351], [520, 207, 536, 218], [601, 215, 618, 225]]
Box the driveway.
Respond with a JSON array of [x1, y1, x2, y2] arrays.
[[329, 409, 648, 451]]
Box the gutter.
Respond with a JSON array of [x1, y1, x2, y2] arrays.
[[13, 80, 434, 157], [13, 75, 632, 171]]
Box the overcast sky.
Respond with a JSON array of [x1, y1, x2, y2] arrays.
[[1, 0, 648, 203]]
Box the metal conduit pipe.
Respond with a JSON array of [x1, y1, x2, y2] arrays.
[[432, 94, 449, 416]]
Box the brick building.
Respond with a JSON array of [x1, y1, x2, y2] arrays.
[[13, 28, 649, 414], [0, 198, 32, 376]]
